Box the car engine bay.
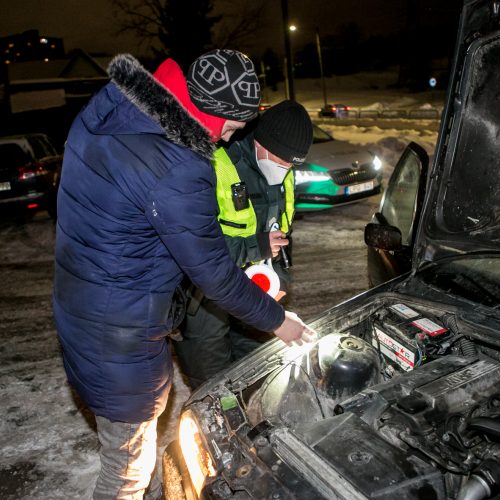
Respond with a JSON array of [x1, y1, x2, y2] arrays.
[[189, 295, 500, 499]]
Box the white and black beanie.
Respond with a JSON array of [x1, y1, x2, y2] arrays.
[[187, 49, 260, 122]]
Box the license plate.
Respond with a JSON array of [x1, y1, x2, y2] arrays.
[[0, 182, 11, 192], [347, 181, 373, 195]]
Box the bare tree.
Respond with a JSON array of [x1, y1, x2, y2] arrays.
[[211, 0, 267, 50], [113, 0, 220, 69], [113, 0, 268, 68]]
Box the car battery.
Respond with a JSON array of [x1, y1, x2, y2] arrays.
[[372, 303, 449, 373]]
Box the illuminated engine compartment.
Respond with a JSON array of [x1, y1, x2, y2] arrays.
[[184, 298, 500, 499]]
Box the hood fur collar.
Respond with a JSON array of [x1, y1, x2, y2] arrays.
[[107, 54, 215, 160]]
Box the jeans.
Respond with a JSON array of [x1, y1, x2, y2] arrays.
[[93, 416, 163, 500]]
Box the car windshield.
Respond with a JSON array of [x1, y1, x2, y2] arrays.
[[0, 144, 32, 170], [29, 136, 57, 158], [420, 255, 500, 309], [313, 125, 334, 144]]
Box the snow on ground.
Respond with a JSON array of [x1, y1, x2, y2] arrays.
[[264, 70, 446, 113], [322, 123, 438, 170], [0, 75, 442, 499]]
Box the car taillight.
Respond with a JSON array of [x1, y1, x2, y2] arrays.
[[346, 106, 352, 111], [18, 163, 47, 180], [331, 107, 337, 112], [27, 203, 39, 210]]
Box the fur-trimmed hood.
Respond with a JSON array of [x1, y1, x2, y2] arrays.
[[106, 54, 215, 160]]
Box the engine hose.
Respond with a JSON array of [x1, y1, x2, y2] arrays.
[[458, 459, 500, 500], [442, 314, 477, 357], [443, 313, 460, 334], [469, 417, 500, 439], [460, 337, 478, 357], [457, 476, 491, 500]]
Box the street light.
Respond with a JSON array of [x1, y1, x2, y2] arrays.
[[315, 27, 328, 109], [281, 0, 295, 101], [285, 24, 298, 100], [288, 24, 329, 108]]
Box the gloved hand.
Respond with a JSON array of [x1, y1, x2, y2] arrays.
[[273, 311, 315, 346], [269, 230, 289, 257]]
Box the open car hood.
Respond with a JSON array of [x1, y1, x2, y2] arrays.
[[414, 0, 500, 268]]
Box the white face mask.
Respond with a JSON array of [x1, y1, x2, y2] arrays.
[[256, 149, 290, 185]]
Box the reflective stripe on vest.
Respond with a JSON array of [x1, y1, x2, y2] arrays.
[[212, 148, 295, 237]]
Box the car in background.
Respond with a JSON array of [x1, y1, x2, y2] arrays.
[[318, 103, 352, 118], [0, 134, 62, 220], [165, 2, 500, 499], [294, 124, 383, 211], [258, 102, 272, 112]]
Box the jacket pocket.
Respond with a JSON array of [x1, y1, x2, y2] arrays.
[[219, 219, 247, 229]]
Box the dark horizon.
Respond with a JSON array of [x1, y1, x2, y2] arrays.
[[0, 0, 462, 61]]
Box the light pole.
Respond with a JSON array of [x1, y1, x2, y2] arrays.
[[281, 0, 295, 101], [315, 27, 328, 108], [284, 22, 329, 106]]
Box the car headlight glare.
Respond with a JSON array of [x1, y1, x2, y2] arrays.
[[179, 411, 216, 496], [295, 170, 331, 185], [372, 155, 383, 171]]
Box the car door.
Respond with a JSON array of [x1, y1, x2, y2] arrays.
[[365, 142, 429, 287]]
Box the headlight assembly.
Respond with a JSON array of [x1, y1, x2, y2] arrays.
[[294, 170, 332, 185], [372, 155, 383, 171], [179, 410, 216, 496]]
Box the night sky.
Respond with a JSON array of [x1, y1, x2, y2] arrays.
[[0, 0, 143, 55], [0, 0, 463, 59]]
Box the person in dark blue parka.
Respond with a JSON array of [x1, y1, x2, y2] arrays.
[[53, 50, 313, 499]]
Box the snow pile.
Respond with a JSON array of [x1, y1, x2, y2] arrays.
[[264, 70, 446, 112], [359, 102, 385, 111], [318, 123, 438, 172]]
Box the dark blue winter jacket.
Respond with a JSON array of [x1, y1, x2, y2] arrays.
[[53, 55, 284, 423]]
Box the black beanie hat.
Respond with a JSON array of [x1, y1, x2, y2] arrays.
[[254, 100, 313, 164], [187, 49, 260, 122]]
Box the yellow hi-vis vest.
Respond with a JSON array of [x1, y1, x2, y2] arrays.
[[212, 148, 295, 238]]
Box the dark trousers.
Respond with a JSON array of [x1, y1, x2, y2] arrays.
[[174, 296, 272, 388]]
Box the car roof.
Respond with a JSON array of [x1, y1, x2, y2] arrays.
[[0, 134, 52, 155]]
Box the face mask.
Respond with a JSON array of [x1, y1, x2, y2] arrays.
[[256, 149, 290, 185]]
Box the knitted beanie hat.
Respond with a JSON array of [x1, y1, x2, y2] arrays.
[[153, 58, 225, 142], [254, 100, 313, 164], [187, 49, 260, 122]]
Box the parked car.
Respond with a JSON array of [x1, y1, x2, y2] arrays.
[[0, 133, 62, 220], [318, 103, 352, 118], [165, 2, 500, 499], [294, 124, 383, 211]]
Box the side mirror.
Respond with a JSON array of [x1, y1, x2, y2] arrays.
[[364, 223, 403, 251]]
